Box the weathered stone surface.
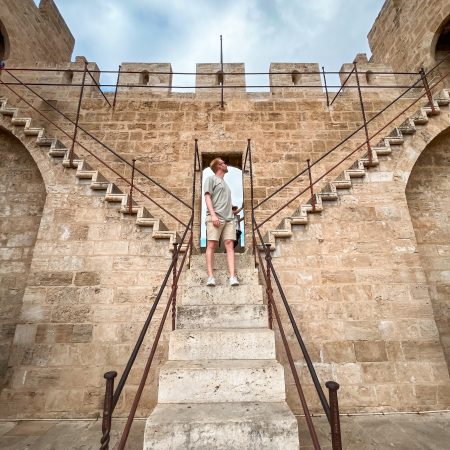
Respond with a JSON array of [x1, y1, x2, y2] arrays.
[[168, 328, 276, 360], [144, 402, 299, 450], [176, 305, 268, 329], [158, 360, 287, 403]]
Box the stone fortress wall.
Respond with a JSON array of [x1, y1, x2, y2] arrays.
[[0, 0, 449, 418]]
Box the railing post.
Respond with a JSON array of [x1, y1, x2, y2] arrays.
[[247, 139, 258, 269], [420, 67, 436, 113], [220, 35, 224, 109], [264, 243, 274, 330], [69, 60, 88, 168], [322, 66, 329, 107], [188, 139, 200, 269], [171, 242, 179, 331], [113, 64, 121, 110], [127, 159, 136, 214], [326, 381, 342, 450], [353, 62, 373, 165], [306, 159, 316, 212], [100, 370, 117, 450]]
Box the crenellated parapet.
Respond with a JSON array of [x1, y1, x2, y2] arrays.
[[269, 63, 322, 95], [195, 63, 245, 96], [339, 53, 400, 94], [118, 63, 172, 95]]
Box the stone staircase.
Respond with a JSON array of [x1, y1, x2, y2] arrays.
[[265, 89, 450, 248], [144, 254, 299, 449], [0, 97, 182, 250]]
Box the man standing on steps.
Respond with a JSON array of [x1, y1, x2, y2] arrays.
[[204, 157, 239, 287]]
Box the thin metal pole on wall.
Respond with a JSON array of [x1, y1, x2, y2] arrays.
[[69, 60, 88, 167], [220, 35, 224, 108]]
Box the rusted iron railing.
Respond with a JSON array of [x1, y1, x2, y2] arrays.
[[243, 139, 341, 449], [241, 57, 449, 450], [1, 64, 439, 112], [253, 58, 450, 230], [0, 69, 191, 227], [99, 139, 200, 449]]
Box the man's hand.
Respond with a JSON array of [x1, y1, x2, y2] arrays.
[[211, 215, 221, 228]]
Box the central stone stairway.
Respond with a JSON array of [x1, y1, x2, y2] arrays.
[[144, 254, 300, 449]]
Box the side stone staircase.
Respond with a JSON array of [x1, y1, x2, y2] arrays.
[[266, 89, 450, 248], [143, 254, 300, 449], [0, 97, 182, 250]]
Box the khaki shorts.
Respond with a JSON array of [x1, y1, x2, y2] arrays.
[[206, 217, 235, 242]]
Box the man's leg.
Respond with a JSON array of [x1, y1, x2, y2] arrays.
[[206, 240, 218, 277], [224, 239, 235, 277]]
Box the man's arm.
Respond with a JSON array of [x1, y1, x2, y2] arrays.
[[205, 193, 221, 228]]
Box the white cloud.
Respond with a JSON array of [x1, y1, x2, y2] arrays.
[[47, 0, 385, 89]]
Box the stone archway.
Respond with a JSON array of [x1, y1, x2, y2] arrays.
[[0, 19, 10, 61], [432, 12, 450, 85], [0, 128, 46, 388], [406, 127, 450, 371]]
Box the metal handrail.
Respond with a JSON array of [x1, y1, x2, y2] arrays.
[[255, 70, 449, 231], [243, 140, 341, 449], [6, 66, 423, 75], [100, 139, 200, 449], [253, 53, 450, 213], [0, 82, 190, 228], [1, 68, 191, 211], [254, 234, 322, 450], [116, 229, 192, 450]]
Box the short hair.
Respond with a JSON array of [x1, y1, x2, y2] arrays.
[[232, 205, 238, 210], [210, 157, 222, 173]]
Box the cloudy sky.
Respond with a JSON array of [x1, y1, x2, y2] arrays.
[[39, 0, 385, 89]]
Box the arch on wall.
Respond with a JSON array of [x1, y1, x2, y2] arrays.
[[0, 19, 10, 61], [432, 12, 450, 61], [0, 120, 59, 189], [0, 127, 46, 387], [405, 127, 450, 371]]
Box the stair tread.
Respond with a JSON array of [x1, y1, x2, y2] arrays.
[[162, 359, 281, 369], [146, 401, 296, 423]]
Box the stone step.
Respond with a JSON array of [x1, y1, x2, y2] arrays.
[[144, 402, 299, 449], [158, 360, 286, 403], [177, 304, 268, 329], [168, 328, 276, 360], [180, 284, 264, 305], [189, 254, 254, 271], [180, 268, 260, 286]]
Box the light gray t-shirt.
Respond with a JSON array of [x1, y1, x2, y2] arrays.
[[204, 175, 234, 222]]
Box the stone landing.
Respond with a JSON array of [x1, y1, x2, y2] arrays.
[[143, 254, 300, 449]]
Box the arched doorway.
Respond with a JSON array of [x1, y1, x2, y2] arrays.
[[0, 128, 46, 388], [199, 153, 245, 252], [0, 20, 10, 61], [433, 14, 450, 85], [405, 127, 450, 372]]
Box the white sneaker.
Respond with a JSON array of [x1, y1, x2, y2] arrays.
[[229, 275, 239, 286], [206, 276, 216, 286]]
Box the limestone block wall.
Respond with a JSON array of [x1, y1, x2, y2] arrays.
[[0, 65, 420, 238], [406, 127, 450, 370], [0, 129, 46, 388], [368, 0, 450, 75], [272, 139, 450, 413], [0, 58, 449, 418], [0, 124, 174, 418], [0, 0, 74, 64]]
